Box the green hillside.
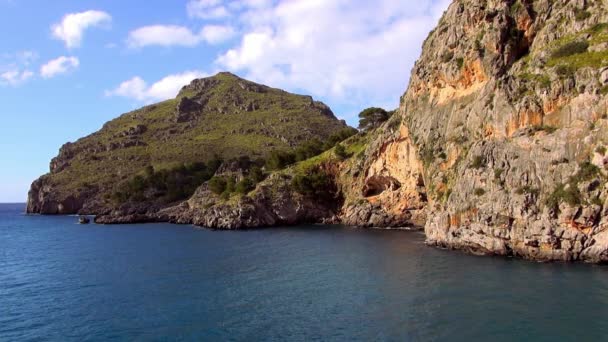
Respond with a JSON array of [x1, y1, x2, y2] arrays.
[[27, 72, 349, 214]]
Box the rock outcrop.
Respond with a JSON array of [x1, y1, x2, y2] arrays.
[[94, 168, 342, 229]]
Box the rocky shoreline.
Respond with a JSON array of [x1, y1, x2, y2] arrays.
[[28, 0, 608, 263]]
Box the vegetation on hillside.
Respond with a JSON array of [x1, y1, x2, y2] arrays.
[[112, 127, 357, 204], [358, 107, 393, 131], [265, 127, 357, 170], [546, 161, 605, 211], [291, 169, 336, 201], [546, 23, 608, 70], [36, 72, 350, 210], [112, 156, 223, 204]]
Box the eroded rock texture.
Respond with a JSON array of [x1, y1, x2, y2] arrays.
[[378, 0, 608, 262]]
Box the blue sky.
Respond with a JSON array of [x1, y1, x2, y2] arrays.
[[0, 0, 450, 202]]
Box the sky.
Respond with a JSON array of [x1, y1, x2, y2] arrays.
[[0, 0, 451, 203]]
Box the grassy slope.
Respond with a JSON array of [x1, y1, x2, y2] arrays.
[[44, 72, 348, 202]]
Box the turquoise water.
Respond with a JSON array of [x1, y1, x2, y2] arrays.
[[2, 203, 608, 341]]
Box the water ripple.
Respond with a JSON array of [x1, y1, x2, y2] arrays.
[[1, 205, 608, 341]]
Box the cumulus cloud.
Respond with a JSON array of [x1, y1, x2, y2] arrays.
[[200, 25, 237, 44], [128, 25, 201, 48], [105, 71, 208, 102], [216, 0, 451, 113], [0, 69, 34, 86], [40, 56, 80, 78], [52, 10, 111, 48], [127, 24, 235, 48], [0, 50, 38, 86]]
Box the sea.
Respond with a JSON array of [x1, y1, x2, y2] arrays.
[[1, 203, 608, 341]]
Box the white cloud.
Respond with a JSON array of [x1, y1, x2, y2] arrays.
[[0, 50, 38, 86], [105, 71, 208, 102], [51, 10, 112, 48], [40, 56, 80, 78], [200, 25, 236, 44], [127, 24, 235, 48], [128, 25, 201, 48], [0, 69, 34, 86], [187, 0, 230, 19], [216, 0, 451, 114]]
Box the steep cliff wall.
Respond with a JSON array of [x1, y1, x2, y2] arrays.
[[376, 0, 608, 262]]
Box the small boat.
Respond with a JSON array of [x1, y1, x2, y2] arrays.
[[78, 216, 90, 224]]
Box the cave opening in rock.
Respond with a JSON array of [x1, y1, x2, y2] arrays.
[[362, 176, 402, 198]]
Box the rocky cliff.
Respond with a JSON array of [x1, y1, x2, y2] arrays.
[[365, 0, 608, 262], [124, 0, 608, 263], [27, 72, 348, 215], [32, 0, 608, 263]]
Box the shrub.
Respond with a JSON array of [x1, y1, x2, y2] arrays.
[[494, 168, 504, 180], [144, 165, 155, 177], [111, 191, 129, 204], [574, 9, 591, 21], [225, 177, 236, 193], [264, 127, 357, 170], [208, 176, 228, 195], [249, 166, 266, 183], [552, 41, 589, 58], [291, 169, 335, 200], [571, 161, 600, 183], [596, 146, 607, 156], [235, 178, 255, 194], [590, 23, 608, 34], [510, 1, 523, 15], [207, 155, 224, 172], [470, 155, 486, 169], [323, 127, 358, 150], [441, 50, 454, 63], [474, 188, 486, 196], [555, 65, 575, 77], [266, 150, 296, 170], [455, 57, 464, 69], [114, 160, 221, 204], [294, 139, 324, 162], [387, 115, 402, 131], [546, 183, 582, 210], [334, 144, 348, 160]]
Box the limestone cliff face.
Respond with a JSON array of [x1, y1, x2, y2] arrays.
[[367, 0, 608, 262], [339, 122, 428, 228]]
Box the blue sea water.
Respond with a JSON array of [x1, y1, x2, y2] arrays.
[[2, 203, 608, 341]]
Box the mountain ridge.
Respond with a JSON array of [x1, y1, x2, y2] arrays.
[[27, 72, 349, 215]]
